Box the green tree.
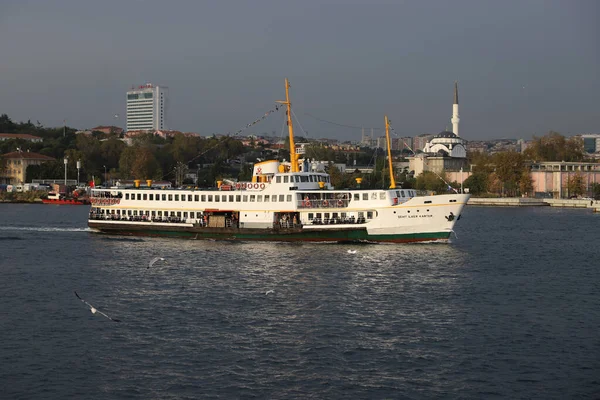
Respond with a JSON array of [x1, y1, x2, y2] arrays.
[[131, 147, 162, 180], [463, 172, 489, 196], [415, 171, 448, 193], [492, 151, 526, 196], [518, 169, 534, 197], [327, 163, 344, 188], [100, 137, 126, 171], [524, 131, 584, 162], [566, 173, 585, 198], [591, 183, 600, 200], [118, 146, 137, 179]]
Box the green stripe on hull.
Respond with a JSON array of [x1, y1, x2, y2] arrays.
[[90, 224, 450, 243]]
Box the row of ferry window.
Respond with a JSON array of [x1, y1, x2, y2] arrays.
[[125, 192, 294, 203], [307, 212, 373, 220], [274, 174, 330, 184], [96, 209, 374, 221], [100, 209, 204, 219], [122, 189, 415, 203], [351, 191, 414, 201]]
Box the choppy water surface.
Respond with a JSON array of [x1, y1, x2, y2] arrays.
[[0, 204, 599, 399]]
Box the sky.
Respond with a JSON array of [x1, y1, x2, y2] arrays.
[[0, 0, 598, 142]]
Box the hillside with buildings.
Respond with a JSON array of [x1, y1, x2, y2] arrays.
[[1, 79, 599, 199]]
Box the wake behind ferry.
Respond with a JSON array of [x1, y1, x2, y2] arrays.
[[88, 79, 469, 243]]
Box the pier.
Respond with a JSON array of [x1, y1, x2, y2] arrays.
[[468, 197, 600, 212]]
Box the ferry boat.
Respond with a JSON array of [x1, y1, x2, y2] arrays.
[[43, 191, 90, 205], [88, 79, 470, 243]]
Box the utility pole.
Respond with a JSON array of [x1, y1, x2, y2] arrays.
[[63, 157, 68, 186], [77, 160, 81, 185]]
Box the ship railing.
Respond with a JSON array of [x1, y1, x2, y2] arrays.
[[88, 212, 189, 224], [274, 222, 302, 229], [90, 198, 121, 206]]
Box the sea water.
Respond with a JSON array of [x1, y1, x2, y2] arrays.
[[0, 204, 598, 399]]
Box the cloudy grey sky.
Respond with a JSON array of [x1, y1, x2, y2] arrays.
[[0, 0, 598, 141]]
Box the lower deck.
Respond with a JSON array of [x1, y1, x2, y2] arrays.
[[88, 220, 451, 243]]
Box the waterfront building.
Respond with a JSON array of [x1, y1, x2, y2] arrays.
[[530, 161, 600, 198], [126, 83, 168, 132], [410, 83, 468, 176], [0, 133, 43, 143], [0, 150, 54, 184]]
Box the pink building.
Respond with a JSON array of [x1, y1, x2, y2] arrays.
[[444, 161, 600, 198], [0, 133, 43, 143], [530, 161, 600, 198], [91, 126, 124, 135]]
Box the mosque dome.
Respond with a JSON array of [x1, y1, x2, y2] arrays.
[[423, 130, 467, 158], [434, 131, 458, 139]]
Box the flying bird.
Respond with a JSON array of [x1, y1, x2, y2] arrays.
[[148, 257, 166, 269], [265, 290, 275, 295], [74, 291, 121, 322]]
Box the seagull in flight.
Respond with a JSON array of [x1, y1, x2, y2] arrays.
[[265, 290, 275, 295], [148, 256, 166, 269], [74, 291, 121, 322]]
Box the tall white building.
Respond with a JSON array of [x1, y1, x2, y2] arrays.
[[126, 83, 168, 131]]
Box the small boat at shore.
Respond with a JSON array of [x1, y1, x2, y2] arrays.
[[88, 79, 469, 243], [42, 191, 90, 205]]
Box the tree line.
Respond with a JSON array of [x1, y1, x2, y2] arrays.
[[1, 114, 597, 197]]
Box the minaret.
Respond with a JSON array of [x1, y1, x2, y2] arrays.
[[451, 81, 460, 136]]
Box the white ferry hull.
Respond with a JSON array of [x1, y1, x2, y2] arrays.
[[88, 193, 468, 243]]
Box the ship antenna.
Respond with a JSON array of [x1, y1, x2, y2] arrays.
[[276, 78, 299, 172], [385, 115, 396, 189]]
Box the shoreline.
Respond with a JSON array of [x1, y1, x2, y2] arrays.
[[1, 197, 598, 212], [468, 197, 599, 212], [0, 200, 44, 204]]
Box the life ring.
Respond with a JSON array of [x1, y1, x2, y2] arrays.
[[241, 182, 247, 189], [254, 183, 259, 189], [322, 200, 329, 207], [304, 200, 311, 207], [337, 199, 344, 207], [235, 183, 241, 190], [259, 183, 265, 189]]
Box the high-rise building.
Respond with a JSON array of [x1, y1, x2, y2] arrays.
[[581, 134, 600, 153], [126, 83, 168, 131]]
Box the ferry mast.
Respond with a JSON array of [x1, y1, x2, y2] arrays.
[[276, 78, 299, 172], [384, 115, 396, 189]]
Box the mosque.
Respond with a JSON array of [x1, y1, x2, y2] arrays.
[[409, 82, 468, 176]]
